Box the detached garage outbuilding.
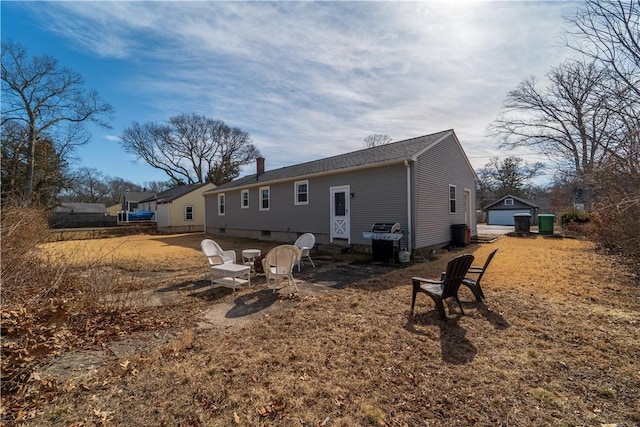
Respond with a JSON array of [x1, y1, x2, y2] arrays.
[[484, 195, 538, 226]]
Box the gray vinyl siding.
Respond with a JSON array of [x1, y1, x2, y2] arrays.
[[342, 163, 408, 246], [204, 130, 476, 251], [413, 134, 476, 249], [205, 163, 408, 246]]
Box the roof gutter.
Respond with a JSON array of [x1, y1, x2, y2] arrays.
[[202, 192, 207, 233]]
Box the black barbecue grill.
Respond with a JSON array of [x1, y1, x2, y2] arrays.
[[362, 222, 403, 262]]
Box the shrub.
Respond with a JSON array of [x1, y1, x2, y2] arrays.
[[584, 158, 640, 268], [0, 202, 69, 304], [1, 202, 70, 397], [0, 201, 130, 402], [589, 201, 640, 265], [559, 209, 590, 227]]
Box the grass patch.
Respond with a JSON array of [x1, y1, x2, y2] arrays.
[[2, 217, 639, 426]]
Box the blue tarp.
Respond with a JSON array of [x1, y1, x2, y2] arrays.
[[128, 211, 155, 221]]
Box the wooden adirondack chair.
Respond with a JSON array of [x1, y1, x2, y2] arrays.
[[410, 254, 474, 321], [461, 248, 498, 302]]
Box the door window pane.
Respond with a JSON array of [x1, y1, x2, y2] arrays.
[[334, 192, 345, 216]]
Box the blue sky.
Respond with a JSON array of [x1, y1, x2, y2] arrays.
[[2, 1, 577, 186]]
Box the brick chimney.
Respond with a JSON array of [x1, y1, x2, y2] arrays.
[[256, 156, 265, 178]]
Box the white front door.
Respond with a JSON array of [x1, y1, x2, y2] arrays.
[[330, 185, 350, 242]]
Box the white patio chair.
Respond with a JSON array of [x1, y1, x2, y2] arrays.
[[262, 245, 301, 292], [294, 233, 316, 272], [201, 239, 237, 281]]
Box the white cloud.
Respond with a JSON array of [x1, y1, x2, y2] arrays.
[[19, 1, 579, 184]]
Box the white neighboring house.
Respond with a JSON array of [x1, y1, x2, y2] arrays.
[[117, 190, 157, 223], [121, 190, 157, 212], [140, 183, 216, 233]]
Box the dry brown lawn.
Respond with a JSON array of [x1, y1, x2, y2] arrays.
[[6, 233, 640, 426]]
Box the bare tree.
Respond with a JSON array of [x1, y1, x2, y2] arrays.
[[562, 0, 640, 263], [566, 0, 640, 97], [475, 167, 494, 211], [1, 120, 29, 199], [64, 167, 110, 203], [1, 40, 114, 204], [120, 114, 260, 185], [364, 134, 392, 148], [141, 180, 172, 194], [1, 120, 70, 206], [565, 0, 640, 174], [489, 60, 616, 179], [105, 177, 143, 206], [477, 156, 544, 199]]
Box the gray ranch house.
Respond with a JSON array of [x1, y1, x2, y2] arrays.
[[203, 129, 478, 255]]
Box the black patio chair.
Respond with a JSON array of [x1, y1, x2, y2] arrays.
[[410, 254, 474, 321], [461, 248, 498, 302]]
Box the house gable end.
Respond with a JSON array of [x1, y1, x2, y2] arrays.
[[484, 194, 539, 211]]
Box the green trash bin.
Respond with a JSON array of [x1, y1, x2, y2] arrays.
[[538, 214, 555, 235]]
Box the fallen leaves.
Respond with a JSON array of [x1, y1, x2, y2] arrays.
[[0, 298, 182, 423], [256, 399, 287, 419]]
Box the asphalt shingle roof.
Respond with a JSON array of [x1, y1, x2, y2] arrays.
[[484, 194, 539, 210], [140, 183, 210, 203], [124, 191, 156, 203], [53, 203, 108, 214], [211, 129, 453, 192]]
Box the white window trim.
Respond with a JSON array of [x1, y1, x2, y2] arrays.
[[259, 186, 270, 211], [449, 185, 457, 214], [184, 205, 194, 221], [218, 193, 225, 216], [241, 189, 249, 209], [504, 198, 514, 206], [294, 180, 309, 206]]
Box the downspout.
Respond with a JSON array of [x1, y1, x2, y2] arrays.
[[404, 160, 413, 253], [166, 202, 170, 231], [203, 194, 207, 234]]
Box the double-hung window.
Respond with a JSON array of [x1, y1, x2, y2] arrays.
[[241, 189, 249, 209], [259, 186, 270, 211], [218, 194, 225, 216], [185, 205, 194, 221], [449, 185, 457, 214], [294, 180, 309, 205]]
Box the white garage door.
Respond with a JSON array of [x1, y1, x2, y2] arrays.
[[487, 210, 531, 226]]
